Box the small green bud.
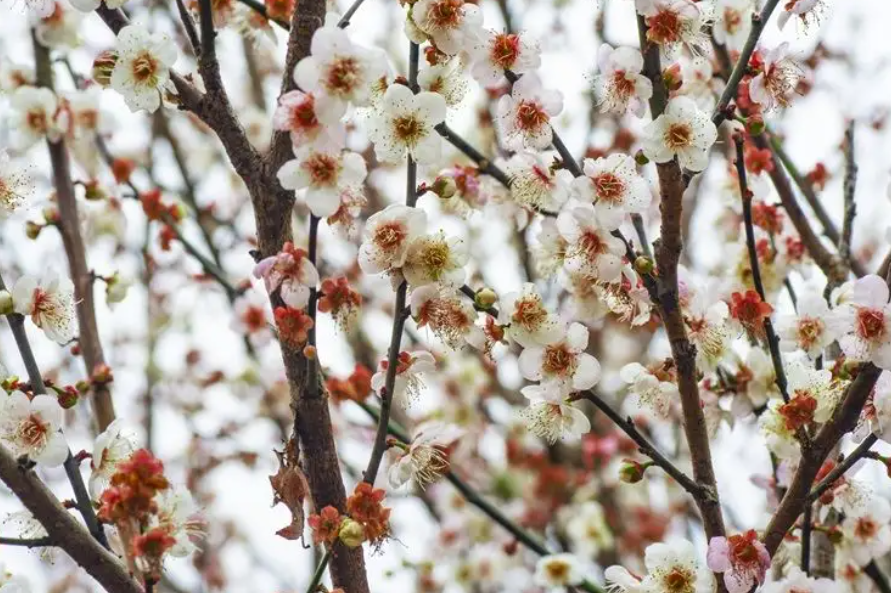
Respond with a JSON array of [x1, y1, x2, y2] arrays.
[[430, 176, 458, 200], [475, 287, 497, 309], [338, 518, 366, 548], [0, 290, 13, 316], [634, 150, 650, 166], [634, 256, 655, 275]]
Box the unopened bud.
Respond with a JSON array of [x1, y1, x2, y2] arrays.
[[746, 115, 765, 136], [42, 206, 61, 225], [83, 180, 107, 201], [91, 363, 114, 385], [25, 221, 43, 240], [475, 287, 497, 309], [634, 256, 655, 275], [663, 63, 683, 92], [618, 459, 652, 484], [105, 273, 131, 305], [111, 158, 136, 185], [430, 176, 457, 200], [634, 150, 650, 166], [0, 290, 13, 315], [303, 345, 317, 360], [826, 527, 843, 545], [57, 386, 79, 409], [338, 518, 365, 548], [92, 50, 118, 88], [75, 380, 90, 393]]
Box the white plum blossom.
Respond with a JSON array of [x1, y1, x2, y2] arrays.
[[759, 399, 801, 461], [778, 0, 823, 30], [272, 90, 345, 154], [642, 96, 717, 172], [371, 350, 437, 408], [749, 44, 804, 111], [12, 272, 77, 344], [469, 30, 541, 88], [504, 152, 573, 212], [499, 283, 563, 348], [34, 2, 82, 50], [252, 243, 319, 309], [367, 84, 446, 165], [837, 275, 891, 369], [681, 278, 731, 372], [497, 73, 562, 151], [533, 217, 569, 276], [10, 86, 63, 150], [89, 418, 138, 497], [408, 0, 483, 56], [402, 231, 468, 288], [417, 58, 469, 108], [777, 291, 844, 359], [358, 204, 427, 275], [277, 149, 367, 218], [0, 151, 32, 216], [110, 25, 177, 113], [762, 566, 838, 593], [534, 554, 585, 589], [411, 285, 483, 348], [0, 60, 35, 92], [151, 487, 206, 557], [294, 16, 388, 123], [840, 497, 891, 567], [557, 205, 626, 284], [606, 539, 714, 593], [592, 45, 653, 116], [620, 361, 678, 419], [713, 0, 753, 51], [786, 364, 843, 424], [519, 322, 602, 400], [388, 421, 464, 489], [0, 391, 68, 467], [573, 153, 652, 230], [636, 0, 712, 58]]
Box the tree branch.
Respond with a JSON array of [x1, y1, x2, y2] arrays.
[[807, 433, 878, 504]]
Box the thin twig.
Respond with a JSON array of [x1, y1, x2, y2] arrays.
[[175, 0, 201, 55], [306, 548, 332, 593], [839, 123, 857, 267], [0, 536, 54, 547], [801, 501, 812, 574], [865, 562, 891, 593], [807, 433, 878, 503]]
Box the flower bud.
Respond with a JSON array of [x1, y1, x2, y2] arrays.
[[634, 256, 655, 275], [91, 364, 114, 386], [25, 221, 43, 240], [111, 158, 136, 185], [618, 459, 652, 484], [746, 114, 765, 136], [634, 150, 650, 166], [42, 206, 61, 225], [83, 180, 107, 201], [105, 273, 131, 305], [0, 290, 13, 315], [338, 518, 366, 548], [57, 386, 79, 409], [430, 176, 457, 200], [826, 527, 843, 545], [303, 345, 317, 360], [92, 50, 118, 88], [662, 63, 683, 92], [475, 287, 497, 309]]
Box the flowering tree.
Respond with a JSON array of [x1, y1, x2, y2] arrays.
[[1, 0, 891, 591]]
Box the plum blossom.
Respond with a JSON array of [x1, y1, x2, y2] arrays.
[[776, 291, 844, 359], [367, 84, 446, 165], [10, 86, 64, 150], [606, 539, 714, 593], [837, 275, 891, 369], [504, 152, 573, 212], [110, 25, 177, 113], [534, 554, 585, 589], [620, 360, 678, 419], [681, 279, 731, 372], [0, 150, 32, 216], [34, 2, 82, 50], [642, 96, 717, 172], [557, 205, 626, 284], [272, 90, 345, 154], [592, 45, 653, 116], [253, 242, 319, 309], [294, 16, 388, 123], [713, 0, 753, 51], [840, 497, 891, 566], [778, 0, 823, 30], [358, 204, 427, 275], [371, 350, 437, 408], [469, 30, 541, 88], [0, 391, 68, 467], [707, 530, 771, 593], [497, 73, 563, 151], [402, 231, 468, 288], [784, 364, 843, 424], [151, 487, 206, 557], [749, 44, 804, 111], [408, 0, 482, 55], [411, 285, 483, 348], [520, 399, 591, 444], [519, 322, 602, 400], [277, 149, 367, 218], [12, 272, 76, 344], [498, 283, 563, 348], [573, 153, 651, 230], [388, 421, 464, 489], [417, 58, 468, 108], [762, 566, 838, 593], [89, 418, 138, 497], [636, 0, 711, 58]]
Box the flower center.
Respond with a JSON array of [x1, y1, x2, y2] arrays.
[[491, 33, 521, 69], [542, 343, 577, 377], [131, 51, 159, 85], [647, 10, 682, 45], [778, 394, 816, 431], [664, 123, 693, 150], [797, 317, 824, 349], [19, 414, 50, 449], [724, 8, 742, 33], [416, 241, 451, 278], [393, 115, 423, 145], [429, 0, 463, 28], [544, 560, 570, 581], [592, 172, 625, 204], [512, 297, 548, 330], [243, 306, 266, 332], [611, 70, 636, 99], [27, 109, 48, 133], [373, 222, 408, 251], [855, 517, 877, 540], [663, 568, 693, 593], [856, 308, 887, 342], [515, 100, 549, 132], [325, 57, 360, 96], [290, 99, 318, 131], [302, 153, 339, 187], [579, 230, 607, 258]]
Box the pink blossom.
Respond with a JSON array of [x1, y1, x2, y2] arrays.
[[252, 242, 319, 309], [707, 531, 771, 593]]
